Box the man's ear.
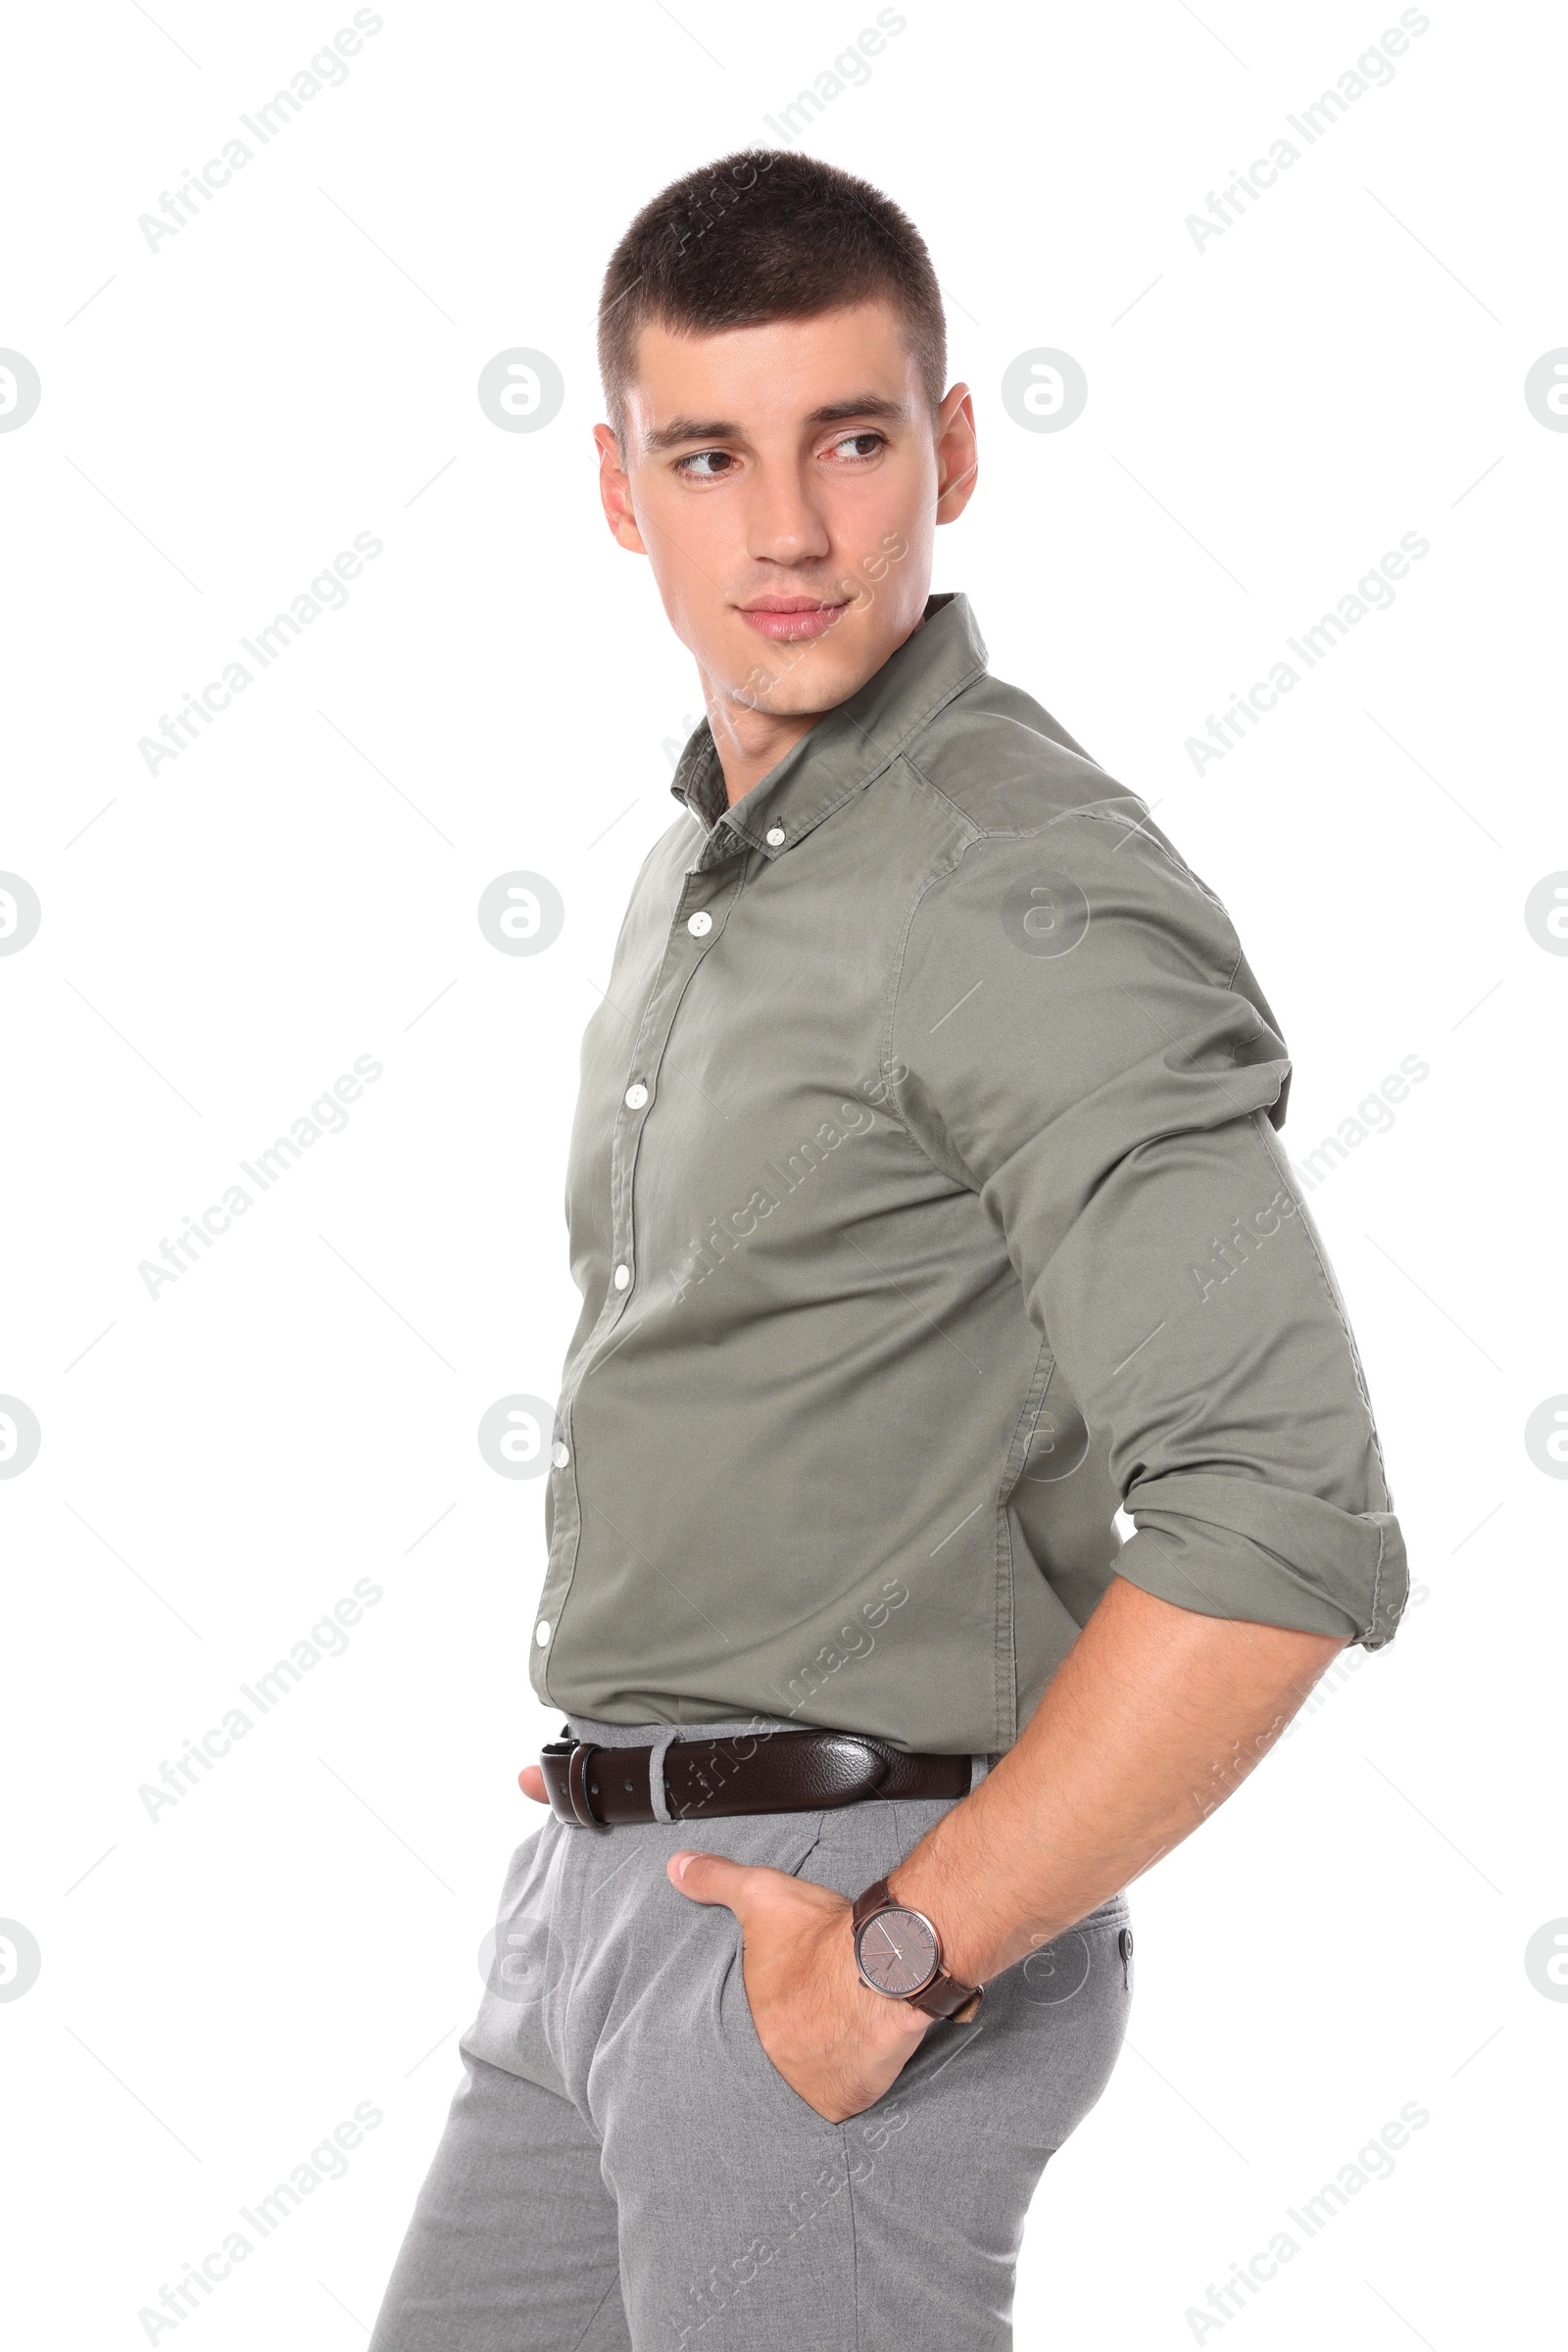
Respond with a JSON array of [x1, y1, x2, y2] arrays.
[[594, 423, 649, 555], [934, 385, 978, 524]]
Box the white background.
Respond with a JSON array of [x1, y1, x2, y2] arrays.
[[2, 1, 1564, 2344]]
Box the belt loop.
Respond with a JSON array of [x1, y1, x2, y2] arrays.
[[968, 1751, 993, 1793], [648, 1728, 678, 1825]]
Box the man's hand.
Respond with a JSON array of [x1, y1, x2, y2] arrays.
[[517, 1767, 922, 2124], [666, 1850, 927, 2123]]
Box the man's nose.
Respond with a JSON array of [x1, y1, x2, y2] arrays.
[[745, 467, 832, 569]]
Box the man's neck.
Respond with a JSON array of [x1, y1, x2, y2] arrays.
[[705, 695, 823, 811]]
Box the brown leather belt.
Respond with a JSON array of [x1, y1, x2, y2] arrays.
[[539, 1727, 971, 1828]]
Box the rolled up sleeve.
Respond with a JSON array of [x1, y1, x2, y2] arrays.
[[889, 811, 1407, 1651]]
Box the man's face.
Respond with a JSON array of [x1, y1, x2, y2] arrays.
[[594, 301, 976, 726]]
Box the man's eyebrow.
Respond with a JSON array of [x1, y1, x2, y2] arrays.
[[641, 393, 910, 454], [643, 415, 741, 453], [803, 394, 909, 428]]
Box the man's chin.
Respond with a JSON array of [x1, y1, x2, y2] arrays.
[[722, 626, 885, 718]]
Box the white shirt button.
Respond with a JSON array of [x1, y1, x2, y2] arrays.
[[612, 1262, 631, 1290], [624, 1083, 648, 1108], [687, 910, 712, 937], [551, 1441, 570, 1468], [534, 1620, 551, 1646], [765, 825, 786, 847]]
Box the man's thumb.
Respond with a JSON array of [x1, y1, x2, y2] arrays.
[[667, 1849, 744, 1908]]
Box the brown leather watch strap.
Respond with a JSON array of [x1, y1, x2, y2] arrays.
[[852, 1876, 984, 2024], [851, 1876, 897, 1932]]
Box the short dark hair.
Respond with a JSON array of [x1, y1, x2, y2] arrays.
[[598, 149, 947, 443]]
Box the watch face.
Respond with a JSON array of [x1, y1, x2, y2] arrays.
[[857, 1905, 940, 1997]]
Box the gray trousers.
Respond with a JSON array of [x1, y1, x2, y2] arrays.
[[368, 1719, 1132, 2352]]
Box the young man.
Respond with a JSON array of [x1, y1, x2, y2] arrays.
[[368, 151, 1406, 2351]]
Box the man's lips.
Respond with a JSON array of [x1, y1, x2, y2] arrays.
[[736, 599, 852, 643]]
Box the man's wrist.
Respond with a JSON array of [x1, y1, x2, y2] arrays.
[[881, 1837, 1070, 1989], [887, 1846, 1133, 1987], [879, 1874, 979, 1991]]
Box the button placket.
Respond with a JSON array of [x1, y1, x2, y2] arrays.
[[596, 861, 741, 1346], [532, 849, 746, 1704], [534, 1390, 581, 1654]]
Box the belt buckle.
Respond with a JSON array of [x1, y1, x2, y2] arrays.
[[540, 1738, 608, 1829]]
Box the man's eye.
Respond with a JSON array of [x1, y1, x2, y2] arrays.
[[827, 431, 886, 461], [673, 449, 735, 479]]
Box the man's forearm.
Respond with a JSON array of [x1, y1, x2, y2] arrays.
[[886, 1574, 1348, 1986]]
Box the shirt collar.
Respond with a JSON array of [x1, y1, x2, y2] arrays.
[[668, 593, 989, 866]]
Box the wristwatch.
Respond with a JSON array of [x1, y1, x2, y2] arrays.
[[851, 1877, 984, 2023]]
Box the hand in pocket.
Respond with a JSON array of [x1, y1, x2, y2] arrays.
[[668, 1847, 927, 2124]]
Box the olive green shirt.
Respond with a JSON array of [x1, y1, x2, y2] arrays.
[[530, 594, 1405, 1751]]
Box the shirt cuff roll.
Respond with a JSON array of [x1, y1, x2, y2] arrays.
[[1111, 1470, 1407, 1651]]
